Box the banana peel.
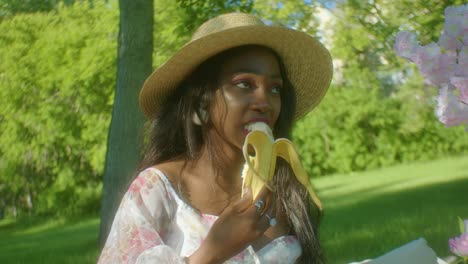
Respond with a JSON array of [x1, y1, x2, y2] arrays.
[[241, 123, 322, 211]]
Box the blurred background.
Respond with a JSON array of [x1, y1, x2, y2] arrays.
[[0, 0, 467, 263]]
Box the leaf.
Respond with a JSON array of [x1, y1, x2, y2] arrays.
[[459, 216, 465, 234]]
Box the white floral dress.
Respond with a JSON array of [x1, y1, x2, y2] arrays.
[[98, 168, 302, 263]]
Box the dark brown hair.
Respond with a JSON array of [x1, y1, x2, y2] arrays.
[[138, 45, 324, 263]]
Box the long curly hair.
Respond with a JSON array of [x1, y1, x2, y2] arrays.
[[138, 45, 324, 263]]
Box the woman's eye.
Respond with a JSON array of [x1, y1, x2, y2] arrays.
[[235, 81, 251, 89], [271, 85, 282, 94]]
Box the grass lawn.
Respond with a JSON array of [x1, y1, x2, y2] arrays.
[[0, 155, 467, 263], [0, 217, 100, 264], [315, 155, 468, 263]]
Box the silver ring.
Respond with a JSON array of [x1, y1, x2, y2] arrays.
[[254, 200, 265, 214], [264, 213, 277, 227]]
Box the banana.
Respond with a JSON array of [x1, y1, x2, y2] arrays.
[[241, 122, 322, 211]]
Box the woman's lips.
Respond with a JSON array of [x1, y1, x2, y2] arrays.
[[247, 117, 270, 125], [243, 120, 271, 136]]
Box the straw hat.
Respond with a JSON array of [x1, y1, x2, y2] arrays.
[[140, 12, 333, 120]]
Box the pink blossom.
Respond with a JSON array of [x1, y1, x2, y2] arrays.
[[449, 233, 468, 257], [394, 31, 419, 60], [439, 5, 467, 51], [395, 4, 468, 129], [455, 46, 468, 76], [444, 5, 468, 47], [443, 5, 468, 37], [413, 44, 456, 86], [438, 32, 459, 52], [436, 85, 468, 127], [450, 77, 468, 104]]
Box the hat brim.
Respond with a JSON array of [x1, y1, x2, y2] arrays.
[[140, 25, 333, 120]]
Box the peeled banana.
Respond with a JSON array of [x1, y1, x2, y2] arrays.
[[241, 122, 322, 211]]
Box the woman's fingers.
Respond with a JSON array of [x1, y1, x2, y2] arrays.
[[232, 187, 253, 213], [230, 185, 272, 217], [199, 186, 279, 263], [246, 185, 272, 217], [257, 197, 277, 229], [231, 185, 278, 231]]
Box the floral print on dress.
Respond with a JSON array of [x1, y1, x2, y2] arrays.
[[98, 168, 301, 263]]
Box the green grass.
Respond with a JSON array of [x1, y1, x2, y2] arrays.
[[0, 155, 467, 264], [315, 155, 468, 263], [0, 217, 100, 264]]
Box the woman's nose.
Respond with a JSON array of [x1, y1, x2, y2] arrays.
[[251, 87, 272, 113]]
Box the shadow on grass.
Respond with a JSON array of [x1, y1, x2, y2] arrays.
[[320, 176, 468, 264], [0, 218, 100, 264]]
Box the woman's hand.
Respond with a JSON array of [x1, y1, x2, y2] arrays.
[[187, 187, 276, 264]]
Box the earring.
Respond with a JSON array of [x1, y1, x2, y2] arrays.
[[192, 109, 207, 125]]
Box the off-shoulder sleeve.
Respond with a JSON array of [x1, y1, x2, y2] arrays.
[[98, 169, 185, 264]]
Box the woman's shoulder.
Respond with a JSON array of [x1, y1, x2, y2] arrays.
[[124, 163, 183, 214], [127, 167, 168, 196], [150, 160, 186, 183], [135, 160, 189, 200], [126, 160, 183, 197]]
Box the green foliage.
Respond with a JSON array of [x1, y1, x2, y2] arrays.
[[293, 84, 468, 176], [253, 0, 318, 33], [459, 216, 464, 234], [152, 0, 255, 73], [329, 0, 466, 99], [152, 0, 317, 67], [0, 0, 55, 17], [291, 0, 468, 177], [175, 0, 254, 35], [0, 0, 93, 19], [331, 0, 466, 68], [0, 1, 118, 217]]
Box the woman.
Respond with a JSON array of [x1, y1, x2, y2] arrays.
[[99, 12, 332, 264]]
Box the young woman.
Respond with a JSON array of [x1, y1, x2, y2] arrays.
[[99, 12, 333, 264]]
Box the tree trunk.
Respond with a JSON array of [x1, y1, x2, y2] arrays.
[[99, 0, 153, 247]]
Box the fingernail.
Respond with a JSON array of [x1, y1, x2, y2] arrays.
[[244, 187, 251, 195]]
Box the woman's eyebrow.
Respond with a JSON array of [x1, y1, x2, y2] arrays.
[[230, 69, 283, 80]]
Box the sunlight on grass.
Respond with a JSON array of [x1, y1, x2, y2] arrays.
[[12, 218, 67, 236], [316, 156, 468, 208], [0, 217, 100, 264], [315, 155, 468, 263]]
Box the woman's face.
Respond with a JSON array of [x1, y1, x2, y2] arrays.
[[209, 46, 282, 150]]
